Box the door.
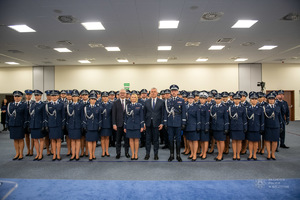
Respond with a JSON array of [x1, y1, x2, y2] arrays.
[[266, 90, 295, 121]]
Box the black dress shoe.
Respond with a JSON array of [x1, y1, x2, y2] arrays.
[[66, 154, 71, 157], [271, 157, 276, 160], [184, 152, 191, 155], [75, 158, 80, 161], [240, 151, 247, 155], [69, 157, 74, 161], [176, 155, 182, 162], [47, 153, 51, 156], [52, 158, 56, 161], [232, 158, 236, 160], [247, 157, 252, 160], [80, 155, 84, 157], [168, 155, 174, 162], [26, 154, 30, 157], [85, 155, 89, 157], [260, 152, 264, 155], [181, 152, 186, 155], [267, 157, 271, 160], [253, 157, 257, 160], [162, 146, 169, 149], [214, 157, 217, 160], [207, 150, 214, 154], [188, 156, 193, 160], [280, 144, 289, 149], [201, 156, 207, 160], [93, 157, 96, 160], [89, 158, 93, 161], [105, 153, 110, 157], [135, 157, 138, 160], [116, 154, 121, 159], [131, 158, 135, 160], [13, 157, 19, 160], [18, 157, 23, 160], [192, 158, 196, 162], [275, 148, 279, 152], [216, 158, 222, 161], [57, 158, 62, 161], [34, 157, 39, 161], [154, 155, 159, 160], [125, 153, 130, 158], [38, 156, 43, 161], [144, 155, 150, 160], [197, 155, 203, 158], [101, 155, 105, 157], [237, 158, 240, 161]]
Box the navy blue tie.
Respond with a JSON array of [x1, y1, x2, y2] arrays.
[[152, 99, 155, 110]]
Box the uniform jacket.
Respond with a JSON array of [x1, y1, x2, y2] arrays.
[[82, 104, 102, 131], [276, 100, 290, 122], [66, 102, 84, 130], [6, 101, 28, 127], [210, 103, 229, 131], [185, 103, 200, 131], [263, 104, 283, 129], [45, 101, 65, 128], [124, 103, 144, 130], [29, 101, 46, 129], [246, 105, 264, 132], [100, 101, 113, 129], [199, 103, 210, 131], [228, 104, 247, 131], [164, 97, 187, 127]]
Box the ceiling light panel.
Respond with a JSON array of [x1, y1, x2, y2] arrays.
[[157, 59, 168, 62], [78, 60, 91, 63], [8, 25, 36, 32], [54, 48, 72, 52], [231, 20, 258, 28], [158, 46, 172, 51], [5, 62, 20, 65], [81, 22, 105, 30], [235, 58, 248, 61], [105, 47, 121, 51], [258, 45, 278, 50], [159, 21, 179, 29], [196, 58, 208, 62], [208, 45, 225, 50], [117, 58, 128, 63]]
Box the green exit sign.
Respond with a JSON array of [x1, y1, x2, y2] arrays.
[[124, 83, 130, 90]]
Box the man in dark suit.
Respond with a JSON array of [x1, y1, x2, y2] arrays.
[[112, 89, 130, 159], [144, 88, 164, 160]]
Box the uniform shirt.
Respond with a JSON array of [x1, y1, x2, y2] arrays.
[[124, 103, 144, 130], [164, 96, 187, 127], [199, 103, 210, 131], [246, 104, 264, 132], [209, 103, 229, 131], [82, 104, 101, 131], [100, 101, 112, 129], [29, 101, 46, 129], [263, 103, 283, 129], [66, 102, 84, 130], [6, 101, 28, 127], [185, 103, 200, 131], [45, 100, 65, 128], [228, 104, 247, 131]]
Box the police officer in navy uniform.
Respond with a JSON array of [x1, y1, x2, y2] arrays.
[[139, 89, 148, 148], [29, 90, 46, 161], [198, 92, 210, 160], [239, 91, 251, 155], [228, 93, 247, 160], [82, 93, 102, 161], [207, 91, 216, 154], [44, 90, 52, 156], [209, 93, 229, 161], [257, 92, 267, 154], [24, 89, 35, 156], [66, 89, 83, 161], [222, 91, 231, 154], [185, 93, 200, 161], [162, 89, 171, 149], [164, 84, 187, 162], [246, 92, 264, 160], [99, 91, 113, 157], [144, 87, 164, 160], [45, 90, 65, 161], [6, 91, 28, 160], [79, 89, 89, 157], [263, 92, 283, 160], [276, 90, 290, 149]]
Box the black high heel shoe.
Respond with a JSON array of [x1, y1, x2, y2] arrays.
[[188, 156, 193, 159], [52, 156, 56, 161], [89, 158, 93, 161], [70, 157, 75, 161], [201, 156, 207, 160], [192, 158, 196, 162], [38, 155, 43, 161], [105, 153, 110, 157], [207, 150, 214, 154], [247, 157, 252, 160], [76, 158, 80, 161], [34, 157, 39, 161], [267, 157, 271, 160], [232, 157, 236, 160], [13, 156, 19, 161], [101, 154, 105, 157]]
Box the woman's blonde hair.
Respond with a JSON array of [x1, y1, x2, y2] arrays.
[[130, 93, 138, 102]]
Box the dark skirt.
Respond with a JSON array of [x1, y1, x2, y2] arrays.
[[200, 130, 209, 142], [186, 131, 200, 141], [49, 127, 62, 139], [264, 128, 280, 142], [1, 112, 6, 124], [213, 130, 226, 141], [126, 129, 141, 139], [247, 131, 261, 142], [183, 131, 187, 136], [10, 127, 25, 139], [69, 129, 82, 140], [31, 128, 44, 139], [230, 130, 245, 140], [100, 128, 112, 137], [86, 130, 99, 142]]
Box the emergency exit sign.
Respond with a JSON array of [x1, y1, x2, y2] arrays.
[[124, 83, 130, 90]]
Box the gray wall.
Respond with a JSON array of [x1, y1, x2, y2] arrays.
[[238, 63, 262, 93], [32, 66, 55, 100]]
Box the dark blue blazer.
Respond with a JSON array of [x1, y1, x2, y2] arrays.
[[164, 97, 187, 127], [210, 104, 229, 131], [29, 101, 46, 129], [6, 102, 28, 128], [276, 100, 290, 122], [82, 104, 102, 131], [185, 103, 200, 131], [66, 102, 84, 130], [124, 103, 144, 130], [263, 104, 283, 129], [100, 102, 112, 129], [228, 105, 247, 131], [199, 104, 210, 131], [144, 98, 164, 127], [45, 101, 65, 128], [246, 105, 264, 132]]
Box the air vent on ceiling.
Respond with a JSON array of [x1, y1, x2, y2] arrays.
[[217, 38, 234, 43], [281, 13, 300, 21], [36, 45, 51, 49], [241, 42, 255, 46], [56, 40, 73, 46], [43, 61, 53, 64], [7, 50, 23, 53], [185, 42, 200, 46], [58, 15, 77, 23], [168, 56, 177, 60], [56, 59, 66, 62], [88, 43, 104, 48], [201, 12, 224, 21]]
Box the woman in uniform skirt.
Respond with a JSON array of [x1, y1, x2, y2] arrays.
[[263, 92, 283, 160], [66, 90, 83, 161], [228, 93, 247, 161], [82, 93, 101, 161], [198, 92, 210, 160], [246, 92, 264, 160], [100, 92, 112, 157], [257, 92, 267, 155], [6, 91, 28, 160], [45, 90, 65, 161], [185, 93, 200, 161], [29, 90, 46, 161], [124, 93, 144, 160], [210, 93, 229, 161]]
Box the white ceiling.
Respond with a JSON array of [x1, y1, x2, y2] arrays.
[[0, 0, 300, 67]]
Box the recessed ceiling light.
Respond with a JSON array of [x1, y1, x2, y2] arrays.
[[105, 47, 121, 51], [54, 48, 72, 52], [158, 46, 172, 51], [258, 45, 278, 50], [185, 42, 201, 47], [159, 21, 179, 29], [235, 58, 248, 62], [81, 22, 105, 30], [231, 20, 258, 28], [5, 62, 20, 65], [157, 59, 168, 62], [8, 25, 36, 32], [78, 60, 91, 63], [196, 58, 208, 62], [208, 45, 225, 50], [117, 58, 128, 63]]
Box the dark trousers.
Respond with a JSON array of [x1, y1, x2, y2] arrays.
[[168, 127, 181, 149], [146, 121, 159, 155], [163, 127, 169, 146], [280, 123, 286, 145], [116, 126, 129, 155], [110, 130, 116, 146]]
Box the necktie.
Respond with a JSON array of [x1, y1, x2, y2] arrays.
[[122, 99, 125, 111], [152, 99, 155, 110]]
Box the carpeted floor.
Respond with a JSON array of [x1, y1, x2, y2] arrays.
[[0, 121, 300, 199]]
